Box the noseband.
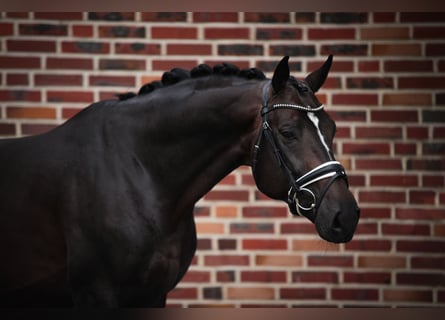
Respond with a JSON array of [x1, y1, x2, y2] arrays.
[[252, 82, 348, 221]]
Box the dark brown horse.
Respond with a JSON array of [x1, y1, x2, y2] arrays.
[[0, 55, 359, 307]]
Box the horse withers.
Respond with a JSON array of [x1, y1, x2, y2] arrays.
[[0, 55, 359, 307]]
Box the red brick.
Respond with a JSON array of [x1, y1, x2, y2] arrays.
[[382, 223, 430, 236], [407, 126, 429, 140], [6, 74, 29, 86], [310, 60, 354, 72], [423, 175, 444, 187], [397, 272, 445, 286], [230, 223, 274, 234], [410, 190, 436, 205], [241, 271, 286, 283], [407, 159, 445, 171], [46, 57, 93, 70], [433, 127, 445, 138], [0, 124, 16, 136], [347, 77, 393, 89], [331, 288, 379, 301], [217, 270, 235, 282], [204, 255, 250, 266], [227, 287, 274, 300], [359, 191, 406, 204], [308, 255, 354, 267], [345, 239, 392, 252], [399, 76, 445, 89], [7, 40, 56, 52], [98, 26, 146, 38], [181, 271, 211, 283], [382, 93, 432, 106], [88, 12, 135, 21], [115, 43, 161, 55], [0, 90, 41, 102], [152, 60, 198, 71], [47, 91, 93, 103], [358, 255, 406, 269], [72, 25, 94, 37], [0, 56, 41, 69], [426, 43, 445, 56], [151, 27, 197, 39], [256, 28, 302, 40], [400, 12, 445, 23], [328, 110, 366, 122], [360, 207, 391, 219], [167, 44, 212, 55], [343, 143, 390, 155], [344, 272, 391, 284], [332, 93, 378, 106], [373, 12, 396, 23], [308, 28, 355, 40], [280, 222, 315, 234], [218, 239, 236, 250], [205, 27, 250, 39], [361, 27, 409, 40], [411, 257, 445, 270], [21, 124, 57, 135], [242, 206, 287, 218], [197, 238, 211, 250], [371, 175, 418, 187], [244, 12, 290, 23], [355, 222, 378, 235], [168, 287, 198, 300], [19, 23, 68, 36], [384, 60, 434, 72], [255, 254, 302, 267], [396, 208, 445, 220], [397, 240, 445, 253], [6, 107, 56, 119], [372, 44, 422, 56], [35, 74, 83, 86], [62, 41, 110, 54], [356, 126, 402, 139], [99, 59, 146, 71], [193, 12, 238, 22], [0, 23, 13, 35], [356, 159, 402, 170], [384, 289, 433, 302], [204, 190, 249, 201], [280, 288, 326, 300], [89, 75, 135, 87], [292, 271, 338, 283], [242, 239, 287, 250], [358, 60, 380, 72], [34, 12, 83, 20], [62, 108, 82, 119], [395, 143, 417, 155], [141, 12, 187, 22], [371, 110, 418, 122], [6, 13, 29, 18]]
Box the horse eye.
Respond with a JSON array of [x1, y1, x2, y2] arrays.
[[279, 128, 297, 139]]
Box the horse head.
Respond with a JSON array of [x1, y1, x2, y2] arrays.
[[252, 55, 360, 243]]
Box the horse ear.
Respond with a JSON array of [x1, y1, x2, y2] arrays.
[[305, 54, 333, 93], [272, 56, 290, 93]]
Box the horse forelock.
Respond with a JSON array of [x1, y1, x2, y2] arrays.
[[117, 63, 266, 101]]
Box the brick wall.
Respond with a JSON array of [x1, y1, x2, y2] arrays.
[[0, 12, 444, 307]]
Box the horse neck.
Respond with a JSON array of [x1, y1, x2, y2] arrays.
[[121, 78, 263, 209]]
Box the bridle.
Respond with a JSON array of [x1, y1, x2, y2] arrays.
[[252, 81, 348, 221]]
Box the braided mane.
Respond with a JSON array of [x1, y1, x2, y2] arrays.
[[117, 63, 266, 101]]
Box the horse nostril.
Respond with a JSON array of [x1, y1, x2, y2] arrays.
[[332, 212, 343, 232]]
